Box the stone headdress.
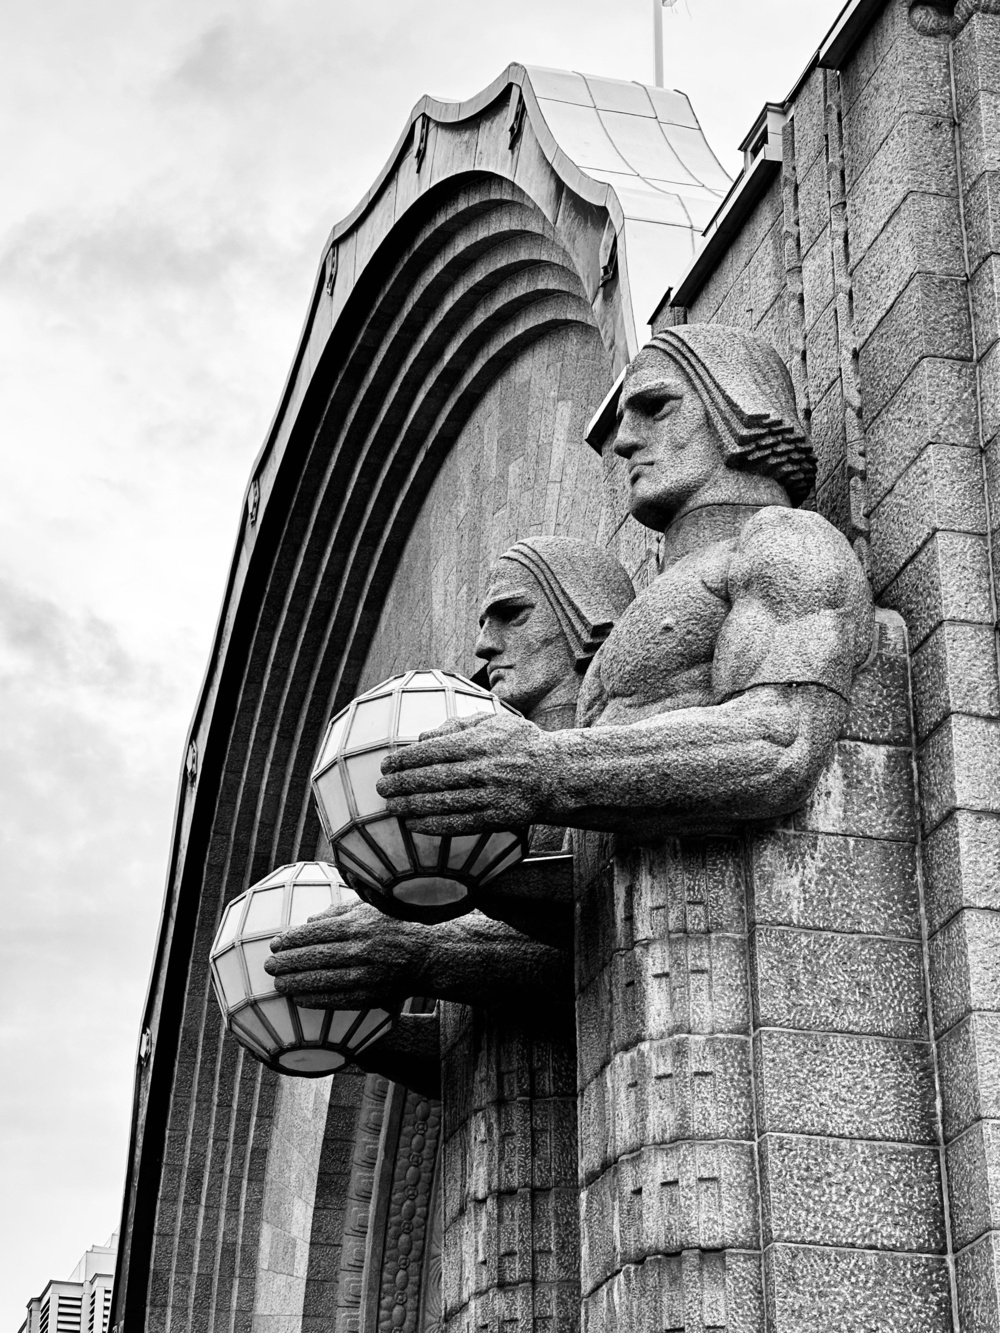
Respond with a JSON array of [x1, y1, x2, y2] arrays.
[[497, 536, 635, 670], [645, 325, 816, 505]]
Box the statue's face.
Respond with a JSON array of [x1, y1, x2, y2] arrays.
[[474, 560, 577, 720], [614, 348, 728, 531]]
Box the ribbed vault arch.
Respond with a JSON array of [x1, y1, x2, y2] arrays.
[[115, 168, 614, 1326]]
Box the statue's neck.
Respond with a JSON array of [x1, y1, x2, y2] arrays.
[[529, 699, 579, 732], [659, 489, 790, 569]]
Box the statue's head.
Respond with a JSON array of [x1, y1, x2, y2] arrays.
[[615, 325, 814, 531], [475, 536, 635, 724]]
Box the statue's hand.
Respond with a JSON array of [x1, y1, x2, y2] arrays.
[[264, 901, 430, 1008], [376, 711, 551, 835]]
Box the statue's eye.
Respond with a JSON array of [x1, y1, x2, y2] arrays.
[[644, 393, 678, 420]]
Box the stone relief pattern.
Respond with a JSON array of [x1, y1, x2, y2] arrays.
[[439, 1005, 579, 1333], [575, 831, 762, 1332], [417, 1162, 443, 1333], [376, 1091, 442, 1333], [332, 1074, 392, 1333]]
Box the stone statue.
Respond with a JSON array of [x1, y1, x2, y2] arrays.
[[377, 326, 873, 839], [370, 326, 876, 1327], [265, 535, 636, 1086]]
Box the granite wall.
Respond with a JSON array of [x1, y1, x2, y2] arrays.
[[658, 2, 1000, 1324]]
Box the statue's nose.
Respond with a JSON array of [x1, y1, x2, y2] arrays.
[[475, 622, 501, 660], [612, 417, 641, 460]]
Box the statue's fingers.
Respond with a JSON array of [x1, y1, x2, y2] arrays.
[[377, 759, 491, 799], [272, 965, 375, 998], [265, 943, 357, 976], [380, 731, 494, 775], [418, 714, 492, 742], [404, 813, 502, 836], [385, 788, 489, 818], [270, 915, 355, 953], [290, 991, 391, 1011]]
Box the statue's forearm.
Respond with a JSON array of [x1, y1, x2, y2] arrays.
[[540, 687, 845, 832], [425, 913, 573, 1013]]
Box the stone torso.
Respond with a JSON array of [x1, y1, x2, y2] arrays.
[[577, 537, 736, 728]]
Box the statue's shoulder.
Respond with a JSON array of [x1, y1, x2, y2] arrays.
[[737, 505, 861, 577], [733, 506, 873, 632]]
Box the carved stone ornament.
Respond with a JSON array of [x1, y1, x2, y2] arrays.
[[910, 0, 1000, 34]]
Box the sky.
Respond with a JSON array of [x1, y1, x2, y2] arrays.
[[0, 0, 846, 1321]]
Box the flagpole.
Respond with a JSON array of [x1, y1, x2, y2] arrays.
[[653, 0, 664, 86]]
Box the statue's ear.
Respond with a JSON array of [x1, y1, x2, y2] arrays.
[[470, 664, 490, 689]]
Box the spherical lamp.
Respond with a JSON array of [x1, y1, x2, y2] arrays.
[[209, 861, 395, 1076], [311, 670, 530, 923]]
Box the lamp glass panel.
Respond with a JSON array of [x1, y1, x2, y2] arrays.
[[319, 711, 350, 766], [454, 692, 495, 717], [349, 695, 394, 748], [214, 900, 243, 950], [243, 887, 286, 936], [395, 876, 467, 906], [397, 689, 449, 737], [315, 765, 352, 833], [411, 831, 442, 871], [257, 996, 298, 1045], [336, 852, 383, 892], [295, 1005, 326, 1042], [339, 828, 387, 880], [279, 1048, 344, 1074], [350, 1008, 393, 1048], [344, 750, 390, 817], [242, 938, 277, 996], [232, 1006, 276, 1053], [366, 818, 412, 873], [480, 844, 525, 883], [446, 834, 482, 870], [469, 832, 519, 879], [291, 881, 335, 925], [215, 948, 247, 1009], [327, 1010, 362, 1044], [408, 672, 441, 689]]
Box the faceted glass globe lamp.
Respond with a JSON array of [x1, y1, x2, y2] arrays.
[[311, 670, 530, 924], [209, 860, 395, 1076]]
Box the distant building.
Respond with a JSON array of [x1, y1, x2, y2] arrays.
[[18, 1234, 117, 1333]]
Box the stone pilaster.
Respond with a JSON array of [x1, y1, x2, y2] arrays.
[[575, 832, 762, 1332], [439, 1004, 579, 1333]]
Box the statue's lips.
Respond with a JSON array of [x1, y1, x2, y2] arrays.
[[487, 665, 511, 684], [628, 461, 653, 483]]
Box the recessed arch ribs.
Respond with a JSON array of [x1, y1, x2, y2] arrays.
[[112, 67, 723, 1329]]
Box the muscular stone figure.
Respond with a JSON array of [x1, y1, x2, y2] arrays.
[[377, 326, 873, 839], [372, 325, 875, 1330], [266, 537, 635, 1079]]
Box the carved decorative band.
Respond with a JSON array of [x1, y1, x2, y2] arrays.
[[910, 0, 1000, 35]]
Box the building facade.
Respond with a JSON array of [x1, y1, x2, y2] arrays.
[[20, 1236, 116, 1333], [112, 2, 1000, 1330]]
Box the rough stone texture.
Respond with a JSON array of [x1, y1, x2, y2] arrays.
[[929, 908, 1000, 1036], [754, 1029, 937, 1142], [957, 1230, 1000, 1333], [940, 1014, 1000, 1140], [764, 1245, 952, 1332], [925, 809, 1000, 932], [761, 1135, 945, 1250], [948, 1119, 1000, 1249]]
